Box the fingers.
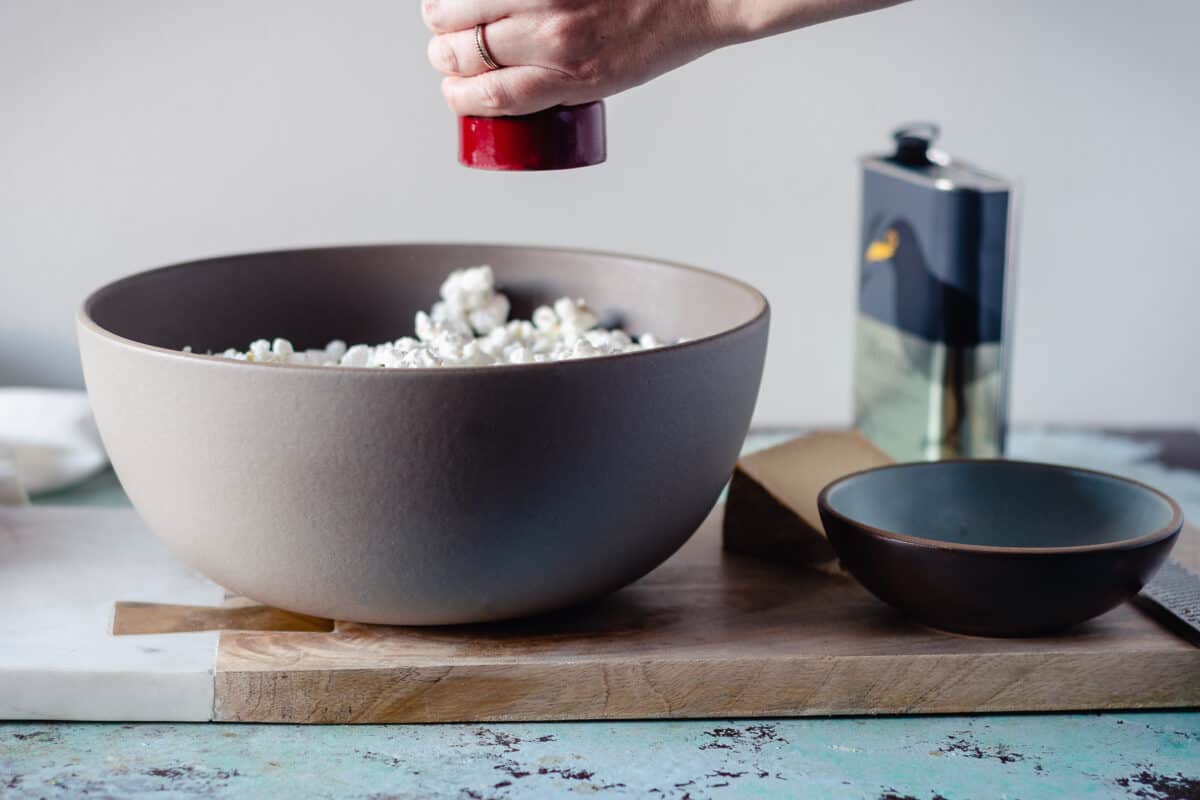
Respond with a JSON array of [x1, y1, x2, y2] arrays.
[[427, 17, 532, 77], [421, 0, 517, 34], [441, 67, 572, 116]]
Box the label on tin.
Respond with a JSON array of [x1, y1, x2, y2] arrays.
[[859, 172, 1008, 347]]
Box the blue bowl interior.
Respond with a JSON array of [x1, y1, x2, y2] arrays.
[[824, 461, 1177, 548]]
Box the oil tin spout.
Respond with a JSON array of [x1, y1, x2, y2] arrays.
[[892, 122, 940, 166]]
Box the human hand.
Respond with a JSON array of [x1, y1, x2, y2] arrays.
[[422, 0, 906, 117], [422, 0, 739, 116]]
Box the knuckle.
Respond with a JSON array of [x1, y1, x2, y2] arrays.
[[572, 55, 603, 85], [541, 13, 579, 53], [427, 36, 459, 73], [441, 80, 466, 114], [539, 12, 602, 81], [478, 76, 514, 112], [420, 0, 442, 29]]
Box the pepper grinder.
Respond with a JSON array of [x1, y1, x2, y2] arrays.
[[458, 101, 606, 170]]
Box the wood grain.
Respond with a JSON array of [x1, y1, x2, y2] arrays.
[[113, 601, 333, 635], [213, 510, 1200, 723]]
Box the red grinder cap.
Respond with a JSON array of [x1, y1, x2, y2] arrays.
[[458, 101, 606, 171]]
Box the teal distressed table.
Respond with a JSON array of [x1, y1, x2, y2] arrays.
[[3, 428, 1199, 800]]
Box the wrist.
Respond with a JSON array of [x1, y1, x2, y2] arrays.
[[704, 0, 756, 47], [720, 0, 908, 45]]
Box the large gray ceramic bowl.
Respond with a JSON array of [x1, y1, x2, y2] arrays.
[[78, 244, 769, 624]]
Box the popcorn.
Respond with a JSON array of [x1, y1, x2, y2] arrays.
[[553, 297, 598, 337], [505, 345, 532, 364], [569, 339, 602, 359], [324, 340, 348, 361], [468, 294, 511, 335], [401, 347, 441, 368], [531, 305, 558, 332], [341, 344, 371, 367], [414, 311, 438, 343], [207, 265, 676, 369]]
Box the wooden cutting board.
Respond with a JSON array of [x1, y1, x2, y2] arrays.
[[187, 510, 1200, 723], [6, 504, 1196, 722]]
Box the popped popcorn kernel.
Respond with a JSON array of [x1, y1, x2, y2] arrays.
[[206, 265, 678, 368]]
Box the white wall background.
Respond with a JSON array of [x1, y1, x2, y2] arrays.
[[2, 0, 1197, 426]]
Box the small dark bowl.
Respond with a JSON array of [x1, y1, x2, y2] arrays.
[[818, 460, 1183, 636]]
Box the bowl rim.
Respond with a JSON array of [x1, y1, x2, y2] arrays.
[[817, 458, 1184, 555], [76, 242, 770, 375]]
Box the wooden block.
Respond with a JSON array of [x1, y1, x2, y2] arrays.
[[723, 430, 893, 569], [212, 513, 1200, 723]]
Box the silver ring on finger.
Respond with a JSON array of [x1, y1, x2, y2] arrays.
[[475, 23, 501, 71]]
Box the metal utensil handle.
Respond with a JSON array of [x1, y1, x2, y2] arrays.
[[1137, 560, 1200, 646]]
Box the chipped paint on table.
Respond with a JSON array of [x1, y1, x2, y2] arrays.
[[2, 715, 1199, 799]]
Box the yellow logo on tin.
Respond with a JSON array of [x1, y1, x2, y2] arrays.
[[866, 228, 899, 262]]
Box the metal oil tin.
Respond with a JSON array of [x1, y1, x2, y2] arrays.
[[854, 123, 1016, 461]]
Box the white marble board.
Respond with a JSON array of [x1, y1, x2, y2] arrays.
[[0, 506, 223, 721]]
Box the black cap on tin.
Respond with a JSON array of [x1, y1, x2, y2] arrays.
[[892, 122, 940, 166]]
